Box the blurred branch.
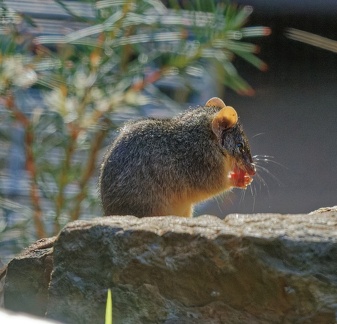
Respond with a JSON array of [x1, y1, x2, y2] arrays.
[[70, 123, 110, 221], [54, 123, 79, 233], [285, 28, 337, 54], [1, 93, 46, 239]]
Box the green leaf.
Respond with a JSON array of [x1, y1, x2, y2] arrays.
[[229, 5, 253, 30], [105, 289, 113, 324], [234, 50, 268, 71]]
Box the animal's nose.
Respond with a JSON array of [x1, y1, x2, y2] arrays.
[[246, 163, 256, 176]]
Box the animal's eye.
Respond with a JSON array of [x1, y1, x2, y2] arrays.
[[236, 142, 244, 152]]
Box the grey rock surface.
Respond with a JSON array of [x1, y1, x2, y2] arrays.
[[47, 209, 337, 323], [3, 237, 56, 316], [3, 208, 337, 323]]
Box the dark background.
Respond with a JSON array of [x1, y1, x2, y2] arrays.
[[199, 1, 337, 215]]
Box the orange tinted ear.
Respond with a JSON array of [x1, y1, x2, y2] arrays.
[[205, 97, 226, 109], [212, 106, 238, 139]]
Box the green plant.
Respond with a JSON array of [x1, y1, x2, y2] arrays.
[[105, 288, 113, 324], [0, 0, 269, 240]]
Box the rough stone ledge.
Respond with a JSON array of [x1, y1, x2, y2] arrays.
[[64, 209, 337, 242], [2, 207, 337, 324]]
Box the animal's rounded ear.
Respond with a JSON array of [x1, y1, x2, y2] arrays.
[[211, 106, 238, 139], [205, 97, 226, 109]]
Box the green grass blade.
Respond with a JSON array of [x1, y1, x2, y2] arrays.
[[105, 289, 113, 324]]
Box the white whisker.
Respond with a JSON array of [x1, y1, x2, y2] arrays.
[[253, 155, 288, 169], [255, 164, 283, 186], [252, 132, 265, 138], [239, 188, 246, 205], [250, 183, 256, 212], [215, 193, 226, 215], [253, 168, 268, 188]]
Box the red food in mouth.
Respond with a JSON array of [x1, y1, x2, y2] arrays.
[[228, 166, 255, 188]]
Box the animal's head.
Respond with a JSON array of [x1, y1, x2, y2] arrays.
[[206, 97, 256, 188]]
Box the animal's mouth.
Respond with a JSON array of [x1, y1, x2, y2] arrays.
[[228, 164, 256, 189]]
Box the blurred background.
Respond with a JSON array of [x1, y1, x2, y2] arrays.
[[200, 0, 337, 215], [0, 0, 336, 263]]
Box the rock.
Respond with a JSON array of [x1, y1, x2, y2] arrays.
[[3, 237, 56, 317], [3, 209, 337, 323]]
